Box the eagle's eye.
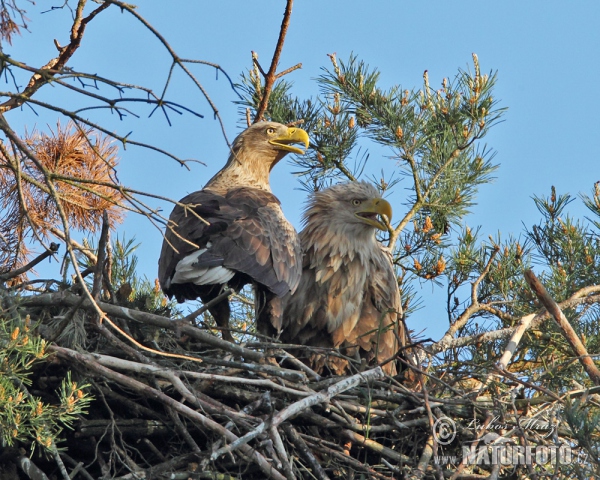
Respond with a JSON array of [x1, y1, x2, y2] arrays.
[[352, 199, 361, 206], [266, 127, 276, 135]]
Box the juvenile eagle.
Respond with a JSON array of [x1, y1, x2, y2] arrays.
[[158, 122, 309, 342], [280, 181, 407, 375]]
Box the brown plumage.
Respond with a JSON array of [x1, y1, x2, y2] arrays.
[[280, 181, 407, 375], [158, 122, 309, 341]]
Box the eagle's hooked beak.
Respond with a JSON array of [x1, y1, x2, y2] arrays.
[[355, 198, 393, 231], [269, 127, 310, 155]]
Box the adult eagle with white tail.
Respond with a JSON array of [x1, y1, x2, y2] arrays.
[[279, 181, 407, 375], [158, 122, 309, 342]]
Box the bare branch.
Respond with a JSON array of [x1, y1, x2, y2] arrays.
[[253, 0, 295, 123], [524, 269, 600, 385], [0, 242, 59, 281]]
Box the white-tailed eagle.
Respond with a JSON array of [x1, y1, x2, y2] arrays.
[[279, 181, 407, 375], [158, 122, 309, 341]]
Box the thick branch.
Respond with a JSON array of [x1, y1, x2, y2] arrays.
[[20, 290, 265, 362], [524, 269, 600, 385]]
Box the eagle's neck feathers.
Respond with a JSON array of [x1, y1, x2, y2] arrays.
[[205, 145, 286, 193]]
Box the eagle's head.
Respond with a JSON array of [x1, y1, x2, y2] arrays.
[[207, 122, 309, 192], [303, 181, 392, 234], [233, 121, 309, 162]]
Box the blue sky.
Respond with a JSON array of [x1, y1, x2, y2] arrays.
[[5, 1, 600, 339]]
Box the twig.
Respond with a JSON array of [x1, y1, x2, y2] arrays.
[[408, 435, 434, 480], [211, 367, 385, 461], [276, 348, 322, 381], [92, 211, 109, 300], [281, 423, 331, 480], [524, 269, 600, 385], [0, 243, 59, 281], [492, 365, 563, 403], [302, 435, 395, 480], [182, 288, 235, 323], [449, 414, 495, 480], [60, 453, 94, 480], [340, 429, 412, 465], [200, 356, 306, 382], [207, 392, 271, 465], [166, 407, 201, 453], [51, 443, 72, 480], [270, 426, 295, 480], [50, 345, 287, 480]]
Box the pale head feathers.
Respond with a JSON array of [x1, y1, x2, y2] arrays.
[[301, 181, 389, 265]]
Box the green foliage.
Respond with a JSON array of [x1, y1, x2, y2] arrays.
[[318, 54, 502, 228], [563, 396, 600, 472], [527, 187, 600, 299], [0, 317, 92, 452]]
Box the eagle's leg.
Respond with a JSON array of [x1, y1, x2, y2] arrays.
[[201, 293, 235, 343]]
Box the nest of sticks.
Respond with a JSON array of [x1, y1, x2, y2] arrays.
[[2, 259, 596, 479]]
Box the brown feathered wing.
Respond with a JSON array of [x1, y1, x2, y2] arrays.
[[158, 187, 301, 327]]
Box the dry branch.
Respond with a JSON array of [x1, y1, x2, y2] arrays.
[[524, 269, 600, 385], [253, 0, 299, 123], [21, 289, 264, 361], [210, 367, 385, 461], [50, 345, 288, 480], [0, 242, 59, 281]]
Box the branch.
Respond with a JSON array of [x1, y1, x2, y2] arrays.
[[210, 367, 384, 461], [0, 243, 59, 281], [50, 346, 287, 480], [281, 424, 331, 480], [91, 212, 109, 300], [0, 1, 111, 114], [253, 0, 295, 123], [436, 246, 500, 347], [496, 314, 536, 369], [524, 269, 600, 385]]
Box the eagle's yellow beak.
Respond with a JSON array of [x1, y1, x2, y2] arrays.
[[269, 127, 310, 155], [355, 197, 393, 231]]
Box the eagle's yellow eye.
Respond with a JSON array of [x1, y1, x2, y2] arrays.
[[266, 127, 276, 135], [352, 199, 361, 206]]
